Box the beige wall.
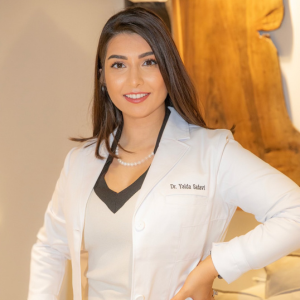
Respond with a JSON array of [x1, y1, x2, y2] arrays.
[[0, 1, 124, 299], [0, 0, 298, 299]]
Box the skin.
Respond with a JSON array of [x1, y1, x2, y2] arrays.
[[100, 32, 219, 299]]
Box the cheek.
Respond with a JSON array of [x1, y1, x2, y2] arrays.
[[147, 72, 168, 98], [105, 75, 127, 108], [106, 73, 125, 92]]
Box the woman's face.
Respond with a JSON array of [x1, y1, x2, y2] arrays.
[[102, 33, 168, 119]]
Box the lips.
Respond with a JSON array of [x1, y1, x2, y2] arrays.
[[124, 93, 150, 104]]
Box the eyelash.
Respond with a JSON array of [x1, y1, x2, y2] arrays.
[[110, 59, 157, 69]]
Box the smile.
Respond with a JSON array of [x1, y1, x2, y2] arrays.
[[125, 93, 149, 99], [124, 93, 150, 103]]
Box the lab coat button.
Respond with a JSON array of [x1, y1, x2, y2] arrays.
[[134, 295, 145, 300], [135, 220, 145, 231]]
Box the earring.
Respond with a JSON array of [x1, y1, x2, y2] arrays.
[[101, 85, 105, 92]]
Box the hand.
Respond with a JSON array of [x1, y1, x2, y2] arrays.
[[170, 255, 219, 300]]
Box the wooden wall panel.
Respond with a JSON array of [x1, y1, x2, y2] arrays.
[[172, 0, 300, 185]]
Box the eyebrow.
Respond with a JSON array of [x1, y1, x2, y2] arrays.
[[107, 51, 154, 60]]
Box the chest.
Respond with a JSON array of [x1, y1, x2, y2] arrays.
[[104, 156, 153, 193]]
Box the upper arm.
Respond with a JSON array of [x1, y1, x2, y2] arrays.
[[216, 136, 300, 223], [35, 146, 78, 259]]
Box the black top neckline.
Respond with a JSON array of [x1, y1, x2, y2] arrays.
[[93, 106, 171, 213]]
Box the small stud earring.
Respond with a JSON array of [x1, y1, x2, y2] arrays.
[[101, 86, 105, 92]]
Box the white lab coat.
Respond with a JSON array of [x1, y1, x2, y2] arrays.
[[28, 106, 300, 300]]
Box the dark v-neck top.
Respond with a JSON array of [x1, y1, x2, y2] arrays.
[[93, 106, 171, 214]]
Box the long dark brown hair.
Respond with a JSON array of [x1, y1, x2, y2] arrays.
[[69, 6, 220, 160]]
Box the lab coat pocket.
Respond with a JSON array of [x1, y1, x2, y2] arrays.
[[163, 193, 210, 227], [159, 173, 210, 227], [165, 193, 208, 206]]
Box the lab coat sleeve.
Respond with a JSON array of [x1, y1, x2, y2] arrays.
[[28, 147, 77, 300], [210, 133, 300, 284]]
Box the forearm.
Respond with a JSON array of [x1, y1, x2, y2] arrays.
[[171, 254, 218, 300], [197, 254, 219, 281], [211, 208, 300, 283]]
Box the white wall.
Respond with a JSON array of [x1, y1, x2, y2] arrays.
[[0, 0, 298, 299], [266, 0, 300, 131]]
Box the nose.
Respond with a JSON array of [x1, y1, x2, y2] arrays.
[[128, 64, 144, 87]]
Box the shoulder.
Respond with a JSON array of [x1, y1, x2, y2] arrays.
[[64, 138, 99, 172], [188, 124, 234, 149], [183, 125, 235, 172]]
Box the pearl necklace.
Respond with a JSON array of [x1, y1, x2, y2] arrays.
[[115, 145, 154, 167]]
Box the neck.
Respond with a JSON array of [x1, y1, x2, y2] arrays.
[[119, 104, 166, 151]]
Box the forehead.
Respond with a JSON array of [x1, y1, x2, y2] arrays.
[[106, 33, 152, 57]]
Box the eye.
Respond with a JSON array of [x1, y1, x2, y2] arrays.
[[143, 59, 157, 66], [111, 62, 124, 69], [110, 59, 157, 69]]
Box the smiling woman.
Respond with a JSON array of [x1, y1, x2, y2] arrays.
[[27, 5, 300, 300]]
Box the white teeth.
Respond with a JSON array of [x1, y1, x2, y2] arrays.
[[125, 93, 148, 99]]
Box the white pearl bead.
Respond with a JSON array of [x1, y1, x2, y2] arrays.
[[116, 145, 155, 166]]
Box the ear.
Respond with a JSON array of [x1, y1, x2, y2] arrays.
[[98, 68, 102, 80]]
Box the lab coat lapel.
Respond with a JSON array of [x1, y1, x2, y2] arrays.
[[77, 130, 117, 231], [134, 106, 191, 214]]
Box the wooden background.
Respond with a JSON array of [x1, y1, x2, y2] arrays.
[[171, 0, 300, 186]]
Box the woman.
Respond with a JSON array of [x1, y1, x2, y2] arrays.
[[27, 6, 300, 300]]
